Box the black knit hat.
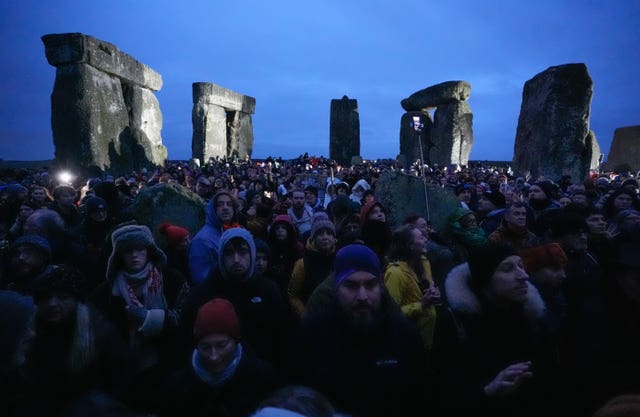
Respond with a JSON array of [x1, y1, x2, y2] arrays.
[[31, 264, 86, 301], [534, 180, 558, 199], [467, 243, 518, 290], [482, 190, 506, 209]]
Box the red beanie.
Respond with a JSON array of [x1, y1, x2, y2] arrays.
[[158, 221, 190, 246], [194, 298, 241, 342], [520, 243, 568, 273]]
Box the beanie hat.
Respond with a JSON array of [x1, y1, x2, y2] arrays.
[[14, 235, 52, 261], [549, 211, 588, 238], [467, 243, 518, 290], [31, 264, 86, 302], [194, 298, 241, 342], [158, 221, 190, 246], [534, 180, 558, 199], [254, 238, 271, 258], [84, 196, 107, 214], [482, 190, 506, 209], [622, 178, 639, 189], [106, 224, 167, 279], [455, 183, 473, 196], [0, 290, 36, 371], [311, 219, 336, 240], [520, 243, 568, 273], [334, 244, 381, 288]]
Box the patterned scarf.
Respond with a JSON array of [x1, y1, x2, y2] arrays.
[[192, 343, 243, 388], [111, 262, 166, 309]]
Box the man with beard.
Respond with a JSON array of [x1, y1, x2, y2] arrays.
[[290, 244, 428, 417], [287, 189, 314, 241]]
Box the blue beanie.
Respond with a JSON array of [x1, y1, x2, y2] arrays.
[[14, 235, 52, 260], [334, 244, 381, 288]]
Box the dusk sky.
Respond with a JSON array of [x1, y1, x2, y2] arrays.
[[1, 0, 638, 163]]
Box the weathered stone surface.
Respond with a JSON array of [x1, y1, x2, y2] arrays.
[[51, 63, 129, 172], [430, 102, 474, 167], [586, 131, 602, 174], [192, 103, 227, 162], [401, 81, 471, 111], [330, 96, 360, 166], [604, 126, 640, 172], [399, 111, 433, 166], [133, 183, 205, 245], [192, 82, 256, 114], [513, 63, 596, 182], [374, 171, 459, 233], [42, 33, 162, 91], [227, 112, 254, 160], [123, 84, 167, 166]]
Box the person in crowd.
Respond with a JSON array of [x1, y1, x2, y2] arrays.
[[250, 385, 338, 417], [601, 189, 640, 220], [28, 264, 131, 416], [385, 223, 441, 351], [195, 175, 215, 201], [549, 210, 610, 415], [454, 183, 473, 210], [526, 180, 561, 236], [286, 189, 314, 240], [304, 185, 323, 212], [158, 221, 191, 281], [288, 217, 337, 319], [4, 234, 52, 293], [0, 290, 36, 417], [583, 206, 614, 268], [359, 200, 392, 266], [488, 202, 540, 251], [290, 244, 428, 417], [349, 179, 371, 207], [189, 190, 242, 285], [50, 185, 81, 231], [569, 190, 591, 209], [92, 223, 187, 406], [433, 243, 562, 417], [266, 214, 304, 299], [181, 228, 290, 368], [445, 207, 488, 265], [6, 201, 38, 241], [28, 185, 53, 209], [24, 208, 86, 267], [477, 189, 507, 235], [77, 196, 115, 289], [160, 298, 278, 417], [520, 243, 569, 345]]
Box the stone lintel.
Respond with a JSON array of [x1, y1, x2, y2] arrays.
[[192, 82, 256, 114], [41, 33, 163, 91]]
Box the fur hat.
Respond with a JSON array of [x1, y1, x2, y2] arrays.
[[482, 190, 506, 209], [106, 224, 166, 279], [13, 235, 51, 261], [194, 298, 241, 342], [520, 243, 568, 273], [334, 244, 381, 288], [467, 243, 518, 290], [158, 222, 190, 246]]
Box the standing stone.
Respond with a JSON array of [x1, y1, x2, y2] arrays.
[[399, 111, 433, 166], [513, 63, 599, 182], [401, 81, 471, 111], [330, 95, 360, 166], [42, 32, 166, 174], [604, 126, 640, 172], [192, 82, 255, 163], [50, 63, 129, 172], [430, 102, 473, 167]]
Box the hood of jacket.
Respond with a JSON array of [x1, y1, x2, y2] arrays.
[[217, 227, 256, 281], [444, 263, 545, 321], [205, 191, 238, 229]]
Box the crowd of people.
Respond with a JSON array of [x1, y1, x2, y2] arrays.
[[0, 153, 639, 417]]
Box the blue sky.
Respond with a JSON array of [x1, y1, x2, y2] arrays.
[[1, 0, 638, 162]]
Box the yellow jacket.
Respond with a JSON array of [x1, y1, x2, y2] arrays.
[[384, 259, 436, 349]]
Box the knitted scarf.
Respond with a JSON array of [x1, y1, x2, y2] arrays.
[[111, 262, 166, 309], [192, 343, 243, 388]]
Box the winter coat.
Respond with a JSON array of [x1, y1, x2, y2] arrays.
[[288, 240, 335, 318], [290, 302, 429, 417], [487, 223, 540, 252], [158, 346, 279, 417], [384, 259, 437, 349], [432, 263, 563, 417]]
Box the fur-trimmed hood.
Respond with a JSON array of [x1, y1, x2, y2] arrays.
[[444, 263, 546, 320]]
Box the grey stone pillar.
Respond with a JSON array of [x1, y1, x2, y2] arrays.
[[42, 32, 166, 173], [431, 102, 473, 167], [192, 82, 255, 164], [603, 126, 640, 173], [330, 95, 360, 166]]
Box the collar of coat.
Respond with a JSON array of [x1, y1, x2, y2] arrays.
[[444, 263, 546, 321]]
